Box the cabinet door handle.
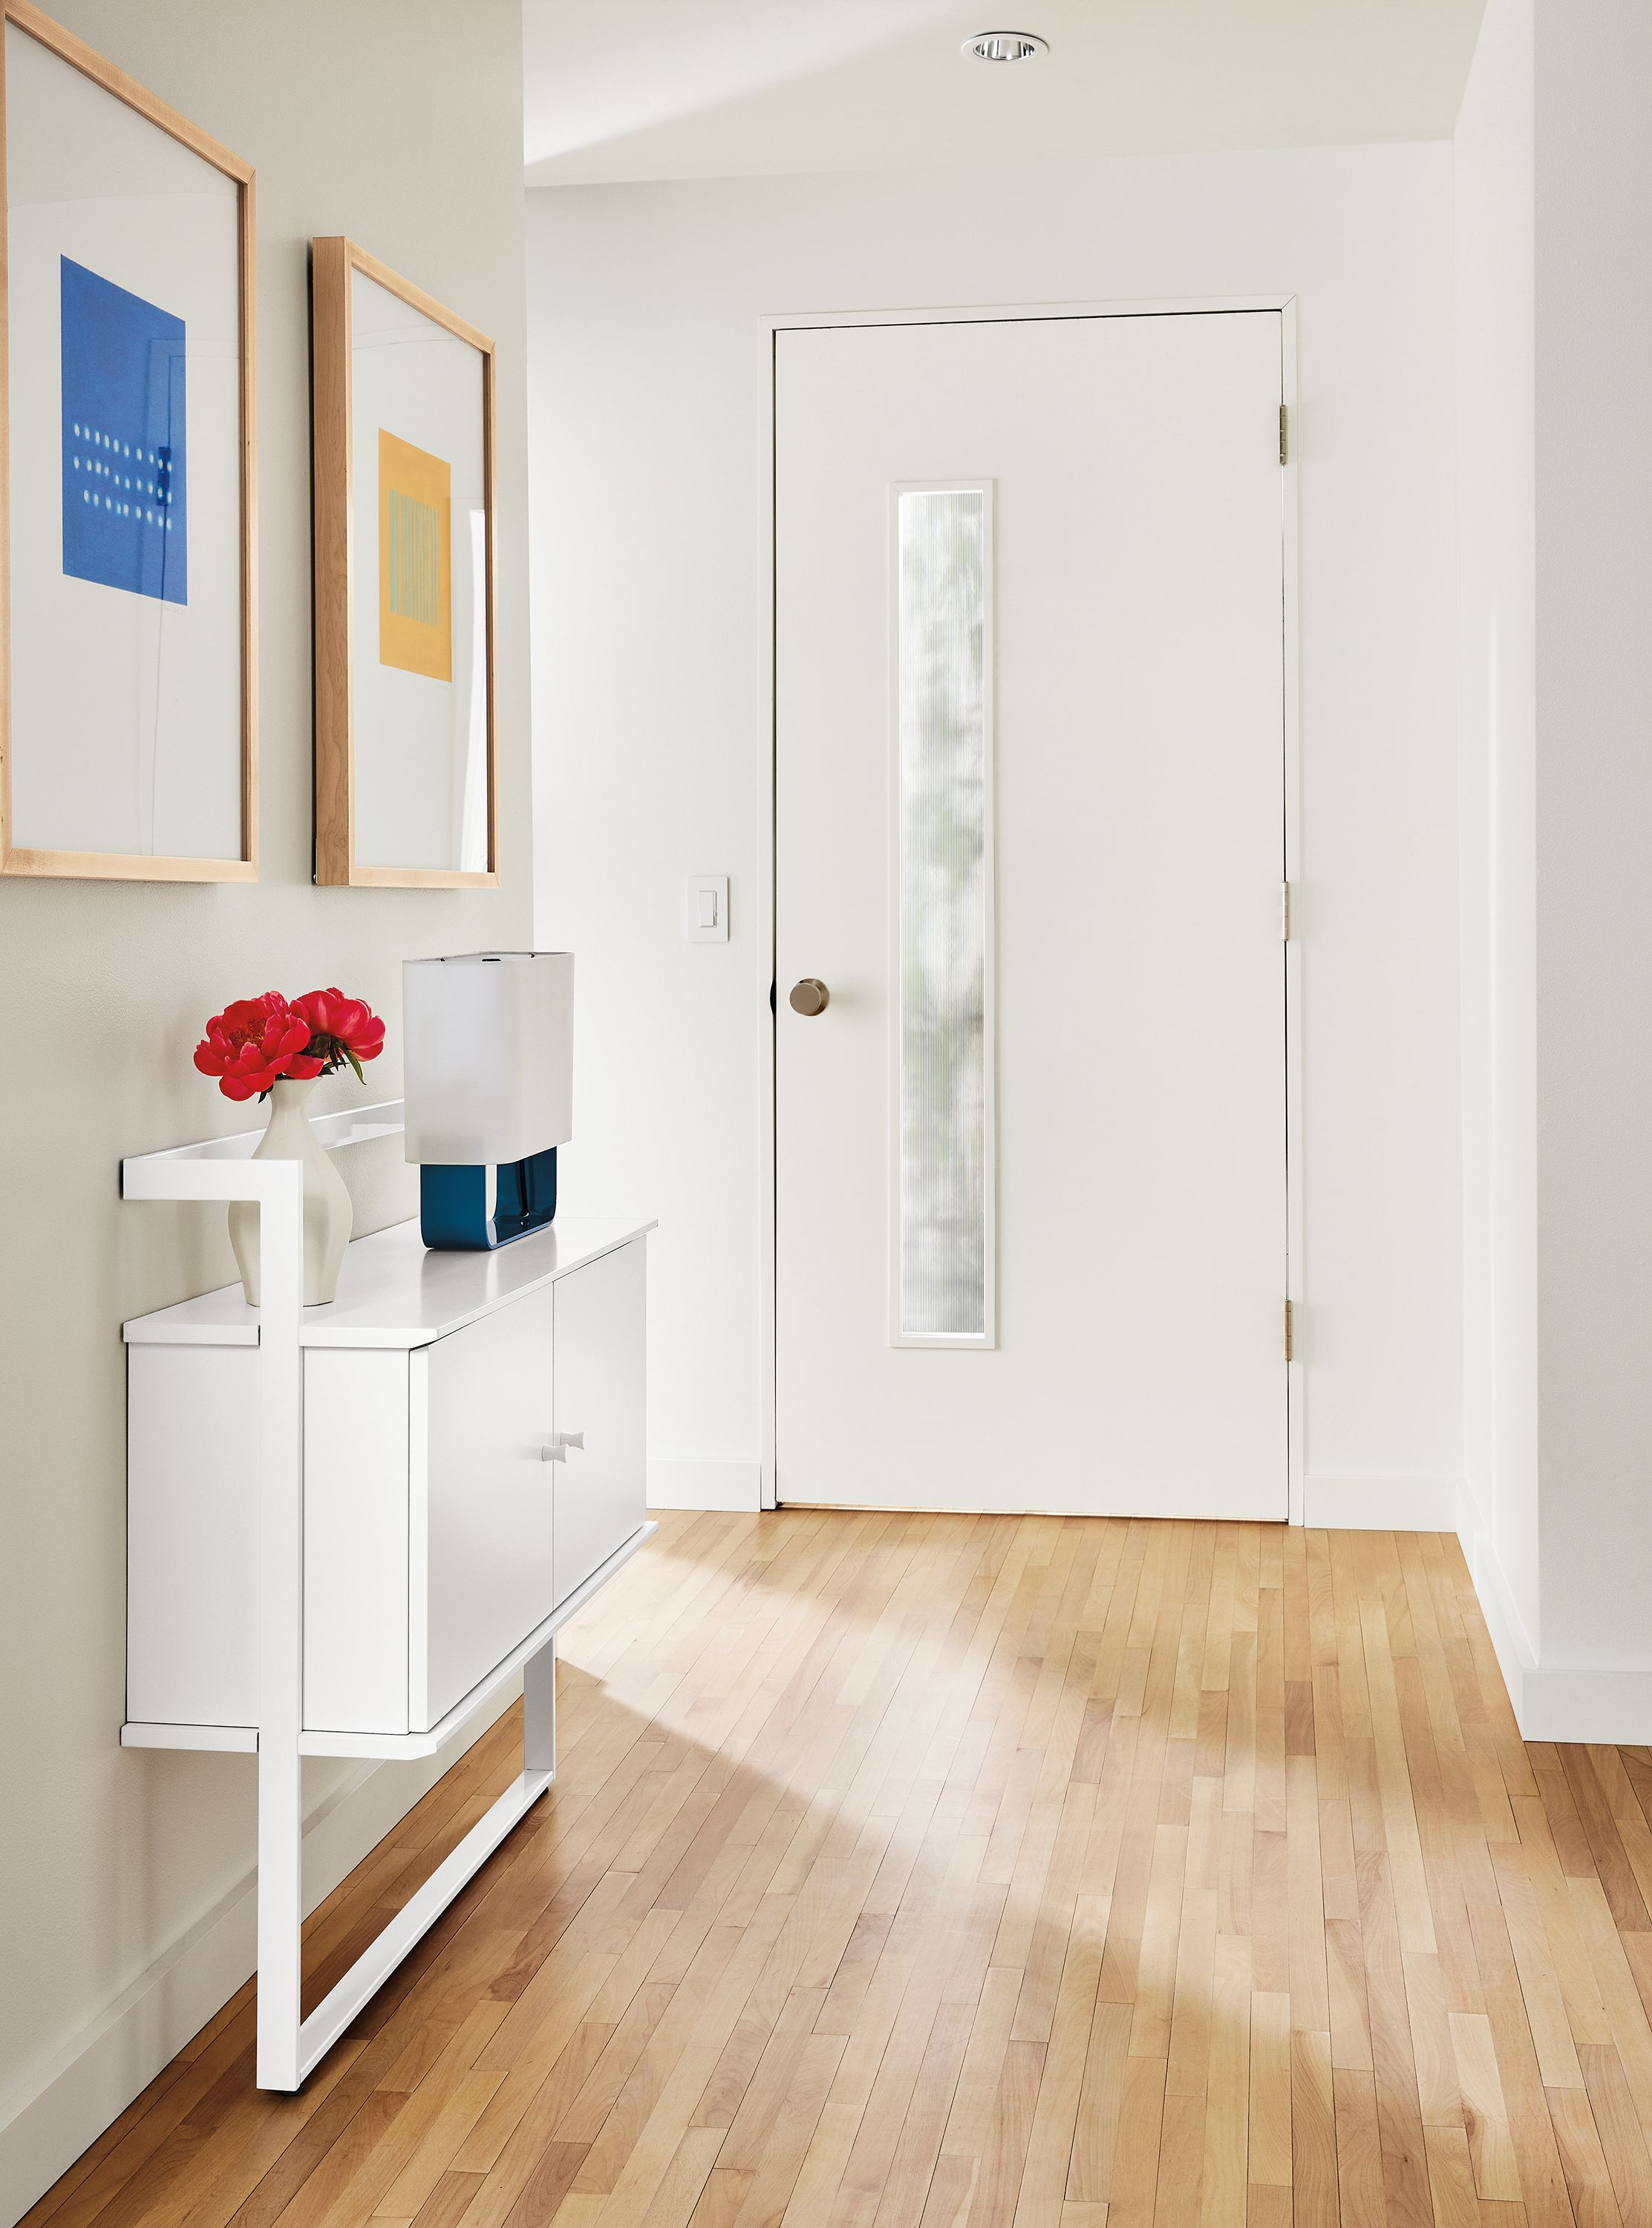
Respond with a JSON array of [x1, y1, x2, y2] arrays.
[[540, 1441, 567, 1464], [559, 1431, 584, 1452]]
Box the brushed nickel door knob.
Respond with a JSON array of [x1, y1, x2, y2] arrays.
[[789, 977, 830, 1017]]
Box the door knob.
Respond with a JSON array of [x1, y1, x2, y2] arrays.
[[789, 978, 830, 1017], [540, 1441, 567, 1464]]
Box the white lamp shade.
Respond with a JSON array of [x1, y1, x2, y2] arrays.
[[402, 952, 574, 1165]]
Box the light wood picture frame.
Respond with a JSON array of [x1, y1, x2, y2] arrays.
[[0, 0, 257, 882], [310, 237, 497, 889]]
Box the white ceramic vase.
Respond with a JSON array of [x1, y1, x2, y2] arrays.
[[229, 1078, 352, 1307]]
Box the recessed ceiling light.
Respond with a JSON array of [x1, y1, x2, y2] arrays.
[[964, 30, 1049, 63]]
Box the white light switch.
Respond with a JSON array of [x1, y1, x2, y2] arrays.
[[687, 873, 729, 943]]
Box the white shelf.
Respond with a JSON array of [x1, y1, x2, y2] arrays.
[[123, 1096, 408, 1166], [123, 1211, 657, 1350]]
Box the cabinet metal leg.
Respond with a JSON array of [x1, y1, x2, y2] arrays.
[[523, 1631, 556, 1777], [254, 1587, 567, 2088], [255, 1734, 303, 2090], [253, 1167, 307, 2092]]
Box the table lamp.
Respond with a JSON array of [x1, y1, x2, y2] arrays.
[[403, 952, 574, 1249]]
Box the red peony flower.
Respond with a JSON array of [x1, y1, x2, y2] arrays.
[[195, 986, 386, 1101], [293, 988, 385, 1061], [194, 993, 315, 1102], [293, 988, 385, 1082]]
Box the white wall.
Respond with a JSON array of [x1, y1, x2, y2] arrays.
[[0, 4, 532, 2216], [1454, 0, 1652, 1743], [1454, 0, 1541, 1665], [1452, 0, 1652, 1738], [527, 144, 1463, 1524], [1532, 0, 1652, 1681]]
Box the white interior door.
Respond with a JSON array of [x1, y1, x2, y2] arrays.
[[775, 309, 1287, 1519]]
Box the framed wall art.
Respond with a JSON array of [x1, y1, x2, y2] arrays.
[[310, 236, 497, 887], [0, 0, 257, 881]]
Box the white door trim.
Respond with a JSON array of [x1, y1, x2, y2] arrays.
[[757, 293, 1303, 1523]]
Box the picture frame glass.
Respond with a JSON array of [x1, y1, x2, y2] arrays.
[[5, 18, 247, 865], [349, 265, 489, 875]]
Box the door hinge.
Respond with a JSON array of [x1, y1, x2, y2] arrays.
[[1281, 880, 1293, 940], [1279, 403, 1289, 466], [1284, 1299, 1295, 1363]]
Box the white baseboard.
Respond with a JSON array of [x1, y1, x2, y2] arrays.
[[1457, 1486, 1652, 1745], [1457, 1497, 1535, 1728], [1513, 1666, 1652, 1745], [0, 1680, 520, 2228], [647, 1459, 762, 1513], [1302, 1475, 1460, 1531]]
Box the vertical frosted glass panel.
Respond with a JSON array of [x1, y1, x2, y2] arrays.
[[895, 486, 993, 1343]]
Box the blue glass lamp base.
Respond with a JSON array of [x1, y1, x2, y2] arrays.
[[419, 1148, 558, 1250]]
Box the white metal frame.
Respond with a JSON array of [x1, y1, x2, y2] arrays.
[[120, 1100, 656, 2088], [759, 295, 1304, 1522], [887, 479, 998, 1350]]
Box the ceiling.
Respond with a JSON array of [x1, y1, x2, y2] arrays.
[[523, 0, 1488, 188]]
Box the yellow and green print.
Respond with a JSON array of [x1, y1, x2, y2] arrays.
[[378, 429, 451, 681]]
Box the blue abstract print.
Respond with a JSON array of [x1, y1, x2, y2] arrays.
[[60, 257, 188, 605]]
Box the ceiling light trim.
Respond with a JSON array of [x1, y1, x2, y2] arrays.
[[962, 30, 1050, 63]]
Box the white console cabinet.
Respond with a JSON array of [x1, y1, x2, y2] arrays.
[[126, 1221, 648, 1741], [120, 1102, 655, 2091]]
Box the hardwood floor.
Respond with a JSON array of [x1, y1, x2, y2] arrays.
[[27, 1511, 1652, 2228]]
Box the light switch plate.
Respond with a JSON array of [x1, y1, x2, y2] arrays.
[[687, 873, 729, 943]]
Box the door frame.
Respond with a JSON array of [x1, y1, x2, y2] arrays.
[[757, 294, 1304, 1522]]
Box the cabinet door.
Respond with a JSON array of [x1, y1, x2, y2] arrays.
[[418, 1283, 558, 1728], [552, 1241, 646, 1605], [304, 1347, 411, 1733]]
